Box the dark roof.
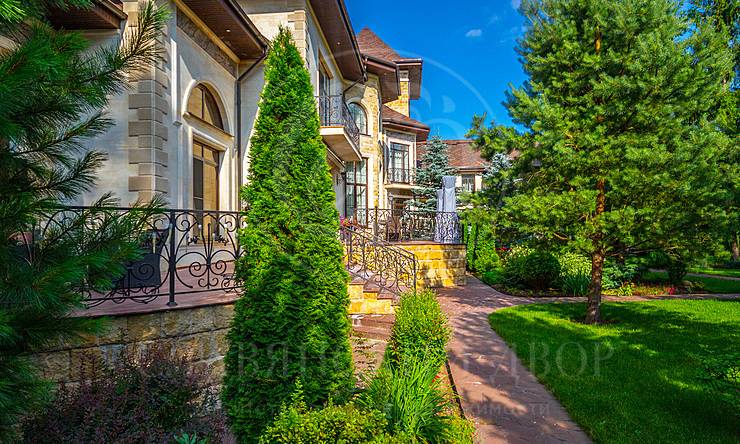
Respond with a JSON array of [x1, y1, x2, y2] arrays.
[[382, 106, 430, 141], [47, 0, 126, 29], [357, 28, 423, 99], [308, 0, 365, 82], [357, 28, 402, 62], [418, 140, 488, 170]]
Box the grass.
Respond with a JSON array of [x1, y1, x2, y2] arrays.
[[489, 300, 740, 444], [643, 271, 740, 294], [689, 267, 740, 279]]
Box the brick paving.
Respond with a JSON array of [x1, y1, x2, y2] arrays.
[[438, 278, 591, 444], [438, 276, 740, 444]]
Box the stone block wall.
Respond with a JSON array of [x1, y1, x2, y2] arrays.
[[30, 304, 235, 387], [398, 242, 467, 288]]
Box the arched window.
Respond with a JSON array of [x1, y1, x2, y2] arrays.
[[187, 84, 224, 130], [347, 102, 368, 134]]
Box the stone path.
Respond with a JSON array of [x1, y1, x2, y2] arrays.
[[438, 278, 591, 444], [437, 277, 740, 444]]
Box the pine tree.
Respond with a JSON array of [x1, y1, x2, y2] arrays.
[[469, 0, 734, 323], [689, 0, 739, 262], [0, 2, 167, 439], [410, 136, 454, 212], [222, 27, 353, 442]]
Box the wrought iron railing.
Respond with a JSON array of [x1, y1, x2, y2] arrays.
[[21, 207, 244, 307], [340, 226, 416, 296], [387, 167, 415, 184], [349, 208, 462, 244], [317, 94, 360, 149]]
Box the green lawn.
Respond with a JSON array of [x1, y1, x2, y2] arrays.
[[489, 300, 740, 444], [689, 267, 740, 279], [643, 271, 740, 294]]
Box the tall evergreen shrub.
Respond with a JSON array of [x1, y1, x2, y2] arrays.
[[222, 27, 353, 442]]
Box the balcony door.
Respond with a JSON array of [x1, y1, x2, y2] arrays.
[[390, 143, 409, 183], [345, 159, 367, 222], [192, 141, 220, 238]]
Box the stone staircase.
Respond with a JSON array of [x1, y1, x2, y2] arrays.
[[348, 275, 402, 315], [341, 226, 417, 315]]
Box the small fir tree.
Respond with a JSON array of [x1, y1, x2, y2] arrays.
[[222, 27, 353, 442], [409, 136, 454, 212], [0, 2, 167, 439], [468, 0, 734, 323]]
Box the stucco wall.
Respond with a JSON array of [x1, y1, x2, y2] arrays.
[[30, 304, 235, 386], [399, 243, 467, 288]]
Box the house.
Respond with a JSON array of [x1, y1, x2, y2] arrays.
[[22, 0, 434, 220], [417, 139, 489, 194]]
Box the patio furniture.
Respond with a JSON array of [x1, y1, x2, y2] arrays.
[[115, 228, 169, 290]]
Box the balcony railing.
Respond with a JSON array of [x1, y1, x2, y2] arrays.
[[348, 208, 462, 244], [17, 207, 245, 308], [317, 94, 360, 149], [387, 167, 415, 184]]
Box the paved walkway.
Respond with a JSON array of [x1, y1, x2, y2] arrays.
[[438, 278, 590, 444]]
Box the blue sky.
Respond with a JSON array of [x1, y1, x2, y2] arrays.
[[345, 0, 529, 140]]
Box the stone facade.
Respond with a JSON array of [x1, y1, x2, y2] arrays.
[[30, 304, 235, 386], [386, 73, 410, 117], [399, 243, 467, 288]]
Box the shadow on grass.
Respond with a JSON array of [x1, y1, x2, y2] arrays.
[[487, 300, 739, 444]]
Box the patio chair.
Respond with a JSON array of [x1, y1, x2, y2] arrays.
[[115, 227, 169, 290]]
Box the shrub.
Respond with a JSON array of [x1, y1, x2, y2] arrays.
[[359, 356, 453, 443], [387, 290, 450, 369], [222, 28, 353, 442], [602, 260, 639, 290], [465, 224, 500, 273], [481, 269, 506, 286], [22, 346, 224, 443], [558, 253, 591, 296], [259, 386, 405, 444], [503, 250, 561, 290]]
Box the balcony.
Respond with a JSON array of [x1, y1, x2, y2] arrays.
[[318, 95, 362, 162], [386, 167, 415, 185]]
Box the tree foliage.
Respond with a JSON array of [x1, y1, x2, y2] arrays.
[[410, 136, 454, 212], [468, 0, 735, 322], [222, 27, 353, 442], [0, 1, 167, 439]]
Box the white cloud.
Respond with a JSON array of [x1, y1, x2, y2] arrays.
[[465, 29, 483, 38], [511, 0, 521, 9]]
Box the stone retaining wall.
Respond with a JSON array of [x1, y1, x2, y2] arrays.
[[30, 304, 235, 386], [398, 243, 467, 288]]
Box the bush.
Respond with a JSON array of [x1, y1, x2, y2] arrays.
[[222, 28, 353, 442], [480, 269, 506, 286], [259, 386, 400, 444], [558, 253, 591, 296], [359, 356, 454, 443], [465, 224, 500, 273], [602, 260, 639, 290], [503, 249, 561, 290], [22, 346, 224, 443], [387, 290, 450, 369]]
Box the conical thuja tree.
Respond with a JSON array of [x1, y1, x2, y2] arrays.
[[222, 27, 353, 442]]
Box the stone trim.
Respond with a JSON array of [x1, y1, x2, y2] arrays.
[[126, 2, 171, 201], [176, 8, 236, 76], [397, 243, 467, 288]]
